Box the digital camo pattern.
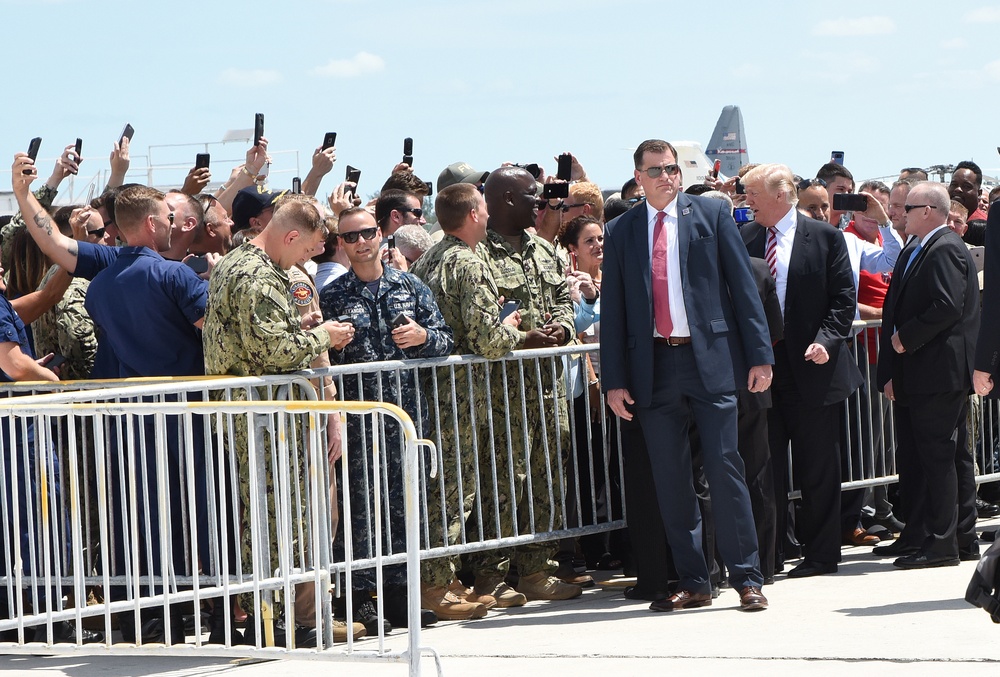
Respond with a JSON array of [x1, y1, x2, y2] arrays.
[[33, 268, 96, 380]]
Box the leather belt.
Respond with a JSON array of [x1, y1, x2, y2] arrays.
[[654, 336, 692, 346]]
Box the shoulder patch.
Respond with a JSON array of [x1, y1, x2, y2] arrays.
[[289, 280, 314, 306]]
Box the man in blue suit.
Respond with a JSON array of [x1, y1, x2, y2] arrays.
[[601, 139, 774, 612]]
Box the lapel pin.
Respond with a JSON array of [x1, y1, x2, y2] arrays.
[[681, 207, 692, 216]]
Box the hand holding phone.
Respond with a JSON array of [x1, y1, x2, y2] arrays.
[[346, 166, 361, 197], [499, 299, 521, 322], [24, 137, 42, 175], [391, 312, 409, 328], [195, 153, 211, 169], [119, 123, 135, 145], [711, 159, 721, 179], [254, 113, 265, 147], [542, 183, 569, 200], [73, 138, 83, 164], [402, 137, 413, 166], [557, 153, 573, 181], [323, 132, 337, 150]]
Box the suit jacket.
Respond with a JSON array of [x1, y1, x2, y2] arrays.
[[975, 205, 1000, 381], [601, 193, 772, 408], [742, 212, 863, 408], [877, 226, 980, 397], [740, 257, 784, 411]]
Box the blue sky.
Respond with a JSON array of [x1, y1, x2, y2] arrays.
[[3, 0, 1000, 199]]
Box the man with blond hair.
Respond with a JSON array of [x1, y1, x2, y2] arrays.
[[741, 163, 862, 578]]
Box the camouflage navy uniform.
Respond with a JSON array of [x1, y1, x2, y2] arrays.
[[472, 229, 574, 579], [203, 242, 332, 613], [33, 266, 97, 381], [410, 234, 521, 586], [319, 266, 453, 594]]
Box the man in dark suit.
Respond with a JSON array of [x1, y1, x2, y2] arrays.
[[974, 203, 1000, 399], [877, 181, 980, 568], [740, 163, 864, 578], [602, 139, 773, 612]]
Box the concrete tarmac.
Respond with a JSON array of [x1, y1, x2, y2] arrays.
[[4, 531, 1000, 677]]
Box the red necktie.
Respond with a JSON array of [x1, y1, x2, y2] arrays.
[[765, 226, 778, 278], [651, 210, 673, 338]]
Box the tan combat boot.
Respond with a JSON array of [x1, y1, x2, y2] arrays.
[[472, 577, 527, 608], [420, 583, 488, 620], [515, 572, 583, 601], [448, 579, 497, 609]]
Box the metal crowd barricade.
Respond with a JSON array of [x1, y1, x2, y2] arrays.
[[0, 379, 439, 677]]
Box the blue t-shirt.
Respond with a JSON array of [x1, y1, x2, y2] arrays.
[[76, 242, 208, 378], [0, 294, 33, 382]]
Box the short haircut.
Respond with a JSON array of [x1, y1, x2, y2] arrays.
[[633, 139, 679, 169], [51, 205, 81, 237], [816, 162, 854, 186], [434, 183, 481, 233], [568, 181, 604, 221], [891, 179, 917, 193], [859, 180, 890, 195], [899, 167, 928, 181], [954, 160, 983, 187], [701, 190, 734, 211], [620, 178, 641, 199], [685, 184, 712, 196], [381, 171, 429, 199], [911, 181, 951, 213], [114, 185, 166, 232], [989, 185, 1000, 204], [375, 189, 419, 226], [603, 197, 631, 222], [167, 189, 205, 229], [949, 200, 969, 219], [272, 193, 326, 234], [558, 215, 602, 250], [338, 206, 373, 226], [741, 164, 798, 205], [394, 224, 434, 261], [100, 182, 144, 224], [737, 163, 759, 179]]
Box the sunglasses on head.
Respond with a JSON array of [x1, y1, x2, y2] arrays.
[[339, 227, 379, 244], [796, 177, 828, 191]]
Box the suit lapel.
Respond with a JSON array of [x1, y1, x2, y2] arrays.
[[676, 194, 692, 290], [784, 213, 813, 313], [628, 205, 653, 313], [896, 228, 947, 296]]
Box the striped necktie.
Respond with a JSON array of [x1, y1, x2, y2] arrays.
[[765, 226, 778, 278]]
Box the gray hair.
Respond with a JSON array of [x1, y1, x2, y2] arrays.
[[701, 190, 734, 211], [394, 224, 434, 263]]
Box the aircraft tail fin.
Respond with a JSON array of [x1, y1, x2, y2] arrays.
[[706, 105, 748, 178]]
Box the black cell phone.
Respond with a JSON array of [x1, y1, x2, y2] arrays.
[[47, 354, 68, 371], [735, 178, 745, 195], [184, 255, 209, 274], [387, 235, 396, 249], [424, 181, 433, 196], [733, 207, 754, 224], [292, 176, 302, 194], [74, 138, 83, 160], [524, 163, 541, 179], [119, 123, 135, 144], [322, 132, 337, 150], [336, 315, 353, 324], [402, 137, 413, 166], [391, 312, 409, 328], [346, 165, 361, 196], [833, 193, 868, 212], [542, 183, 569, 199], [557, 153, 573, 181], [195, 153, 210, 169], [831, 151, 845, 165], [24, 137, 41, 174], [254, 113, 265, 147], [499, 299, 521, 322]]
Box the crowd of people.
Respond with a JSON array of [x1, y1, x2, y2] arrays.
[[1, 131, 999, 646]]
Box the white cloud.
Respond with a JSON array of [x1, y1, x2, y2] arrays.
[[218, 68, 282, 87], [940, 37, 967, 50], [312, 51, 385, 78], [812, 17, 895, 37], [963, 7, 1000, 22]]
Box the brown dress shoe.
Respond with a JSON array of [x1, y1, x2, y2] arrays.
[[738, 586, 768, 612], [844, 527, 880, 546], [649, 589, 712, 612]]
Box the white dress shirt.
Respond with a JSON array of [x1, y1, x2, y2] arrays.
[[769, 205, 798, 318], [646, 199, 690, 337]]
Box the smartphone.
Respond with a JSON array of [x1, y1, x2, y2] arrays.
[[74, 138, 83, 161], [322, 132, 337, 150], [346, 165, 361, 197], [735, 178, 745, 195], [254, 113, 265, 147], [542, 183, 569, 200], [24, 137, 41, 174], [387, 235, 396, 249], [499, 299, 521, 322], [195, 153, 210, 169], [424, 181, 433, 196], [833, 193, 868, 212], [569, 251, 578, 271], [46, 354, 68, 371], [733, 207, 755, 224], [524, 163, 541, 180], [184, 255, 209, 274], [292, 176, 302, 194], [402, 137, 413, 166], [391, 312, 409, 328], [119, 123, 135, 145], [336, 314, 353, 324], [557, 153, 573, 181], [711, 159, 721, 179], [831, 150, 845, 165]]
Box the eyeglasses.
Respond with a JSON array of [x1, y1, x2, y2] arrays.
[[561, 203, 589, 212], [339, 227, 379, 244], [88, 227, 106, 239], [904, 204, 938, 212], [639, 164, 680, 179], [398, 207, 423, 219], [796, 177, 828, 191]]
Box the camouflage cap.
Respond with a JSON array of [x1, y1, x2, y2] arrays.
[[436, 162, 489, 193]]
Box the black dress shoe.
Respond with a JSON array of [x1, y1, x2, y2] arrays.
[[976, 498, 1000, 518], [242, 615, 317, 648], [893, 552, 960, 569], [48, 621, 105, 644], [623, 585, 668, 602], [786, 560, 837, 578], [960, 542, 981, 561], [872, 540, 920, 557]]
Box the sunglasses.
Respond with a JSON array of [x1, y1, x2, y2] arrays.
[[339, 227, 379, 244], [639, 164, 680, 179], [796, 177, 828, 191], [904, 204, 938, 212], [87, 227, 106, 239], [398, 207, 423, 218]]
